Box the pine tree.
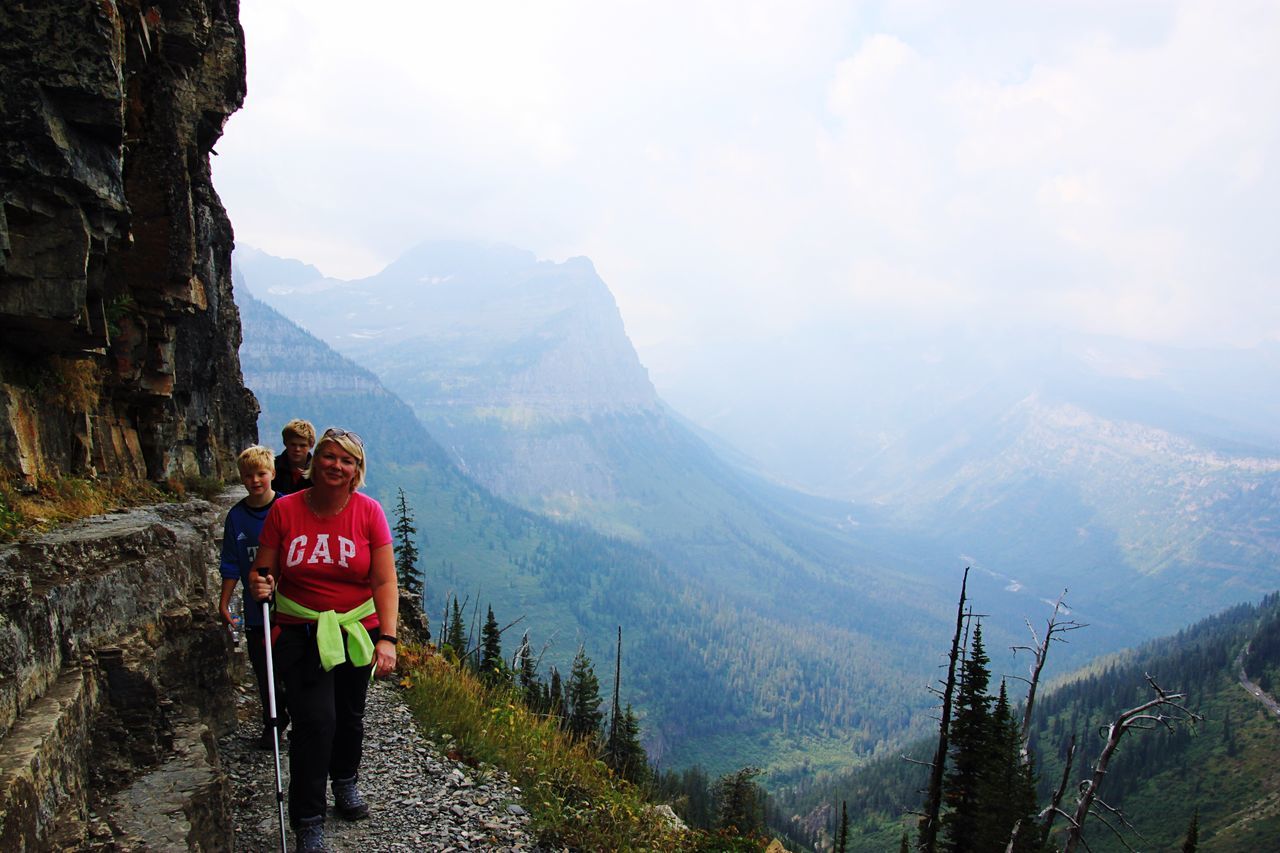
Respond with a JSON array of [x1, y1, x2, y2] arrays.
[[921, 567, 970, 853], [682, 765, 713, 829], [835, 800, 849, 853], [515, 630, 541, 709], [605, 704, 650, 785], [444, 596, 467, 662], [714, 766, 764, 835], [479, 605, 505, 684], [548, 666, 564, 721], [941, 631, 1041, 853], [942, 620, 994, 853], [899, 830, 910, 853], [1181, 809, 1199, 853], [990, 681, 1040, 852], [392, 488, 423, 599], [565, 647, 604, 741]]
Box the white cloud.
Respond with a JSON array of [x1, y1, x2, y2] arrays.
[[216, 0, 1280, 357]]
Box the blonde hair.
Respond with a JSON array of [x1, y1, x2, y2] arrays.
[[306, 429, 367, 492], [281, 418, 316, 446], [236, 445, 276, 476]]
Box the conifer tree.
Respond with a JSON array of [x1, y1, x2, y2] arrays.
[[1181, 809, 1199, 853], [479, 605, 505, 684], [898, 830, 910, 853], [548, 665, 564, 721], [566, 647, 604, 740], [392, 488, 423, 600], [990, 681, 1040, 852], [921, 567, 970, 853], [714, 766, 764, 835], [835, 800, 849, 853], [605, 704, 649, 785], [686, 765, 714, 829], [942, 620, 994, 853], [515, 630, 540, 709], [444, 596, 467, 662]]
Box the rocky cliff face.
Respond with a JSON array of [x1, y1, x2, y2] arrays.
[[0, 0, 257, 488], [0, 495, 240, 850]]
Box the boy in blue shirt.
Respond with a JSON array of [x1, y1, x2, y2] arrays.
[[219, 444, 289, 748]]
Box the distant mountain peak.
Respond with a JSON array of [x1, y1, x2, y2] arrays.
[[234, 241, 660, 421], [381, 240, 537, 280], [234, 244, 328, 292]]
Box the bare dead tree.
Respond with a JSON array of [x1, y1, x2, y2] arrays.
[[1058, 676, 1203, 853], [918, 566, 970, 853], [607, 625, 623, 765], [1082, 794, 1143, 852], [1010, 590, 1087, 763], [1038, 733, 1076, 842], [467, 591, 482, 662], [441, 592, 451, 653]]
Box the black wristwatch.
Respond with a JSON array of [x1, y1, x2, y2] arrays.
[[378, 634, 398, 645]]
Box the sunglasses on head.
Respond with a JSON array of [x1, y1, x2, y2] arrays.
[[322, 427, 365, 449]]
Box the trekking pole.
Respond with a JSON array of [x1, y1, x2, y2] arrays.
[[262, 597, 288, 852]]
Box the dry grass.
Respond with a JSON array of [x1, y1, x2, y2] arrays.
[[398, 645, 707, 851], [49, 356, 101, 413], [164, 474, 229, 501], [0, 475, 167, 542]]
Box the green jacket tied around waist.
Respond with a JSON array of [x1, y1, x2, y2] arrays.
[[274, 593, 376, 671]]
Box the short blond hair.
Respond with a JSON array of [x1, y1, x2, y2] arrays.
[[306, 428, 367, 492], [281, 419, 316, 446], [237, 445, 276, 476]]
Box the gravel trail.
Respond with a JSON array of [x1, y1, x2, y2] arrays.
[[220, 671, 537, 852]]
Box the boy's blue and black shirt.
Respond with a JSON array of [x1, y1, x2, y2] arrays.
[[219, 495, 277, 628]]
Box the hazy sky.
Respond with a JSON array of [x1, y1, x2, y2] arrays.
[[215, 0, 1280, 372]]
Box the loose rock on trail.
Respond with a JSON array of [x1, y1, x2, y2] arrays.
[[220, 666, 536, 851]]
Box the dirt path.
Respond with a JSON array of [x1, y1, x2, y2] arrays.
[[219, 661, 537, 851]]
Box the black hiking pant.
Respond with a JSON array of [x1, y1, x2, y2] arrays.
[[246, 626, 289, 733], [273, 623, 377, 824]]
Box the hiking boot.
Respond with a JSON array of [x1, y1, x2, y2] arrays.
[[332, 775, 369, 820], [294, 816, 326, 852]]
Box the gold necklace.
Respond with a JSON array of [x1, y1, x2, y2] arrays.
[[306, 489, 351, 518]]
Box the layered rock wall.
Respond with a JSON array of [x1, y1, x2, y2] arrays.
[[0, 0, 257, 488], [0, 496, 240, 850]]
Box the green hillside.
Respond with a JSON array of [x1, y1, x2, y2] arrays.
[[770, 592, 1280, 852]]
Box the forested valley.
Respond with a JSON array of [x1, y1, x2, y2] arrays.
[[769, 590, 1280, 852]]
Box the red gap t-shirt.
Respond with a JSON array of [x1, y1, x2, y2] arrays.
[[259, 490, 392, 629]]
